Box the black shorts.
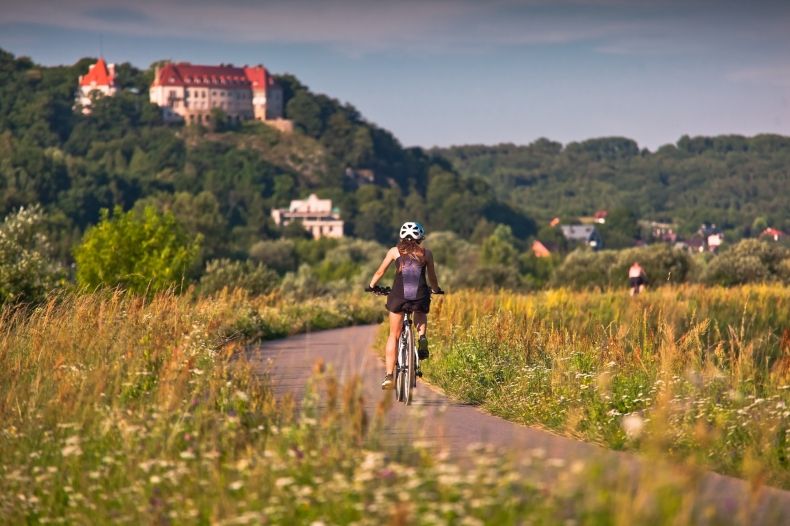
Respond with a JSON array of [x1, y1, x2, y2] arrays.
[[629, 276, 645, 288], [386, 295, 431, 314]]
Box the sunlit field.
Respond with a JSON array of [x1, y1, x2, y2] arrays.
[[4, 290, 783, 524], [424, 285, 790, 488]]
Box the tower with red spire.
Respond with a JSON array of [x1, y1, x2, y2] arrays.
[[77, 57, 118, 113]]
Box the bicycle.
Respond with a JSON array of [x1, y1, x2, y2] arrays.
[[366, 285, 444, 405]]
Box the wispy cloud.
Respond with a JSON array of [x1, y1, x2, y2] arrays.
[[727, 66, 790, 88], [0, 0, 704, 53], [0, 0, 788, 58]]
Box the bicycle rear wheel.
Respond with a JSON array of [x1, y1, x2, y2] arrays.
[[404, 323, 415, 405]]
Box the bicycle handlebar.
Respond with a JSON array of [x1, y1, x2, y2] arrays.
[[365, 285, 391, 296], [365, 285, 446, 296]]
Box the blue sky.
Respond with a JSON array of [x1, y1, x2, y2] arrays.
[[1, 0, 789, 150]]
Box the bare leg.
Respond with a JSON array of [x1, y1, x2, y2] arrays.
[[385, 312, 404, 375], [414, 311, 427, 338]]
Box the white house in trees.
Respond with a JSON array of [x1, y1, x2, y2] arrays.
[[271, 194, 344, 239]]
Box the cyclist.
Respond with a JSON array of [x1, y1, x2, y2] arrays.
[[368, 222, 442, 390], [628, 261, 647, 296]]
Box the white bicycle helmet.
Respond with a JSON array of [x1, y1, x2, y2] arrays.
[[399, 221, 425, 240]]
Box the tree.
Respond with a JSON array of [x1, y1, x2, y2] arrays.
[[701, 239, 788, 286], [481, 225, 518, 267], [600, 207, 640, 249], [286, 91, 324, 137], [74, 206, 201, 293], [0, 205, 62, 304]]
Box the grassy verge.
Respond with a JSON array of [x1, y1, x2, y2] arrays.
[[422, 285, 790, 489], [2, 289, 775, 524]]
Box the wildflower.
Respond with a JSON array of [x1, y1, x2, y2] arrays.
[[61, 436, 82, 457], [180, 450, 196, 460], [150, 475, 162, 484], [228, 480, 243, 491], [622, 413, 644, 439], [275, 477, 294, 489], [546, 458, 566, 468]]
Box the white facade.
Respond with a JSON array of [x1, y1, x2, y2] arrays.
[[271, 194, 344, 239]]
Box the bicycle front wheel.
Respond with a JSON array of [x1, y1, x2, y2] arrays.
[[395, 335, 405, 402], [405, 324, 415, 405]]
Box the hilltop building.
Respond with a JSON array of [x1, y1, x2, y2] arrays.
[[76, 57, 117, 112], [271, 194, 344, 239], [149, 62, 285, 127]]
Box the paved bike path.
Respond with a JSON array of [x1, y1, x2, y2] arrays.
[[250, 324, 790, 524]]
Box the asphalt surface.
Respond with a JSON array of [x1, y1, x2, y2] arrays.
[[250, 324, 790, 524]]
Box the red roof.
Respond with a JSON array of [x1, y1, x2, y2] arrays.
[[152, 62, 274, 90], [761, 227, 785, 238], [79, 57, 115, 87], [243, 66, 271, 91], [532, 240, 551, 258]]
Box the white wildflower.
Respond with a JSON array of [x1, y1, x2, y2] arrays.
[[622, 413, 644, 439], [228, 480, 243, 491]]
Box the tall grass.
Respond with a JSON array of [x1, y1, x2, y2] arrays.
[[425, 285, 790, 488], [3, 289, 777, 523]]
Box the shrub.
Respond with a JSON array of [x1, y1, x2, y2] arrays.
[[313, 238, 384, 283], [702, 239, 788, 285], [199, 259, 279, 296], [278, 264, 340, 300], [0, 205, 62, 304], [550, 245, 692, 290], [249, 239, 297, 274], [612, 244, 692, 286], [550, 248, 617, 289], [74, 206, 201, 294]]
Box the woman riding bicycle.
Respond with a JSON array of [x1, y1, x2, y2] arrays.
[[368, 222, 442, 390]]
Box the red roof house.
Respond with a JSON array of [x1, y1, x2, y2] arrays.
[[532, 240, 552, 258], [594, 210, 608, 224], [76, 57, 117, 112], [760, 227, 785, 241]]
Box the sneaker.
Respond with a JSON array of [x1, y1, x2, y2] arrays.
[[418, 336, 429, 360], [381, 374, 394, 390]]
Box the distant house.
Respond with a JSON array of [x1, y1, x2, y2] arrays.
[[760, 227, 785, 242], [686, 234, 706, 253], [578, 210, 608, 225], [560, 225, 603, 250], [76, 57, 117, 113], [531, 240, 552, 258], [642, 220, 678, 243], [271, 194, 344, 239], [707, 233, 724, 251]]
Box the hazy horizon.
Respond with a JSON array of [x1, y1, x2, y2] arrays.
[[2, 0, 789, 150]]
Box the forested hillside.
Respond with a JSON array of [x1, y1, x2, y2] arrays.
[[0, 49, 532, 264], [435, 136, 790, 238]]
